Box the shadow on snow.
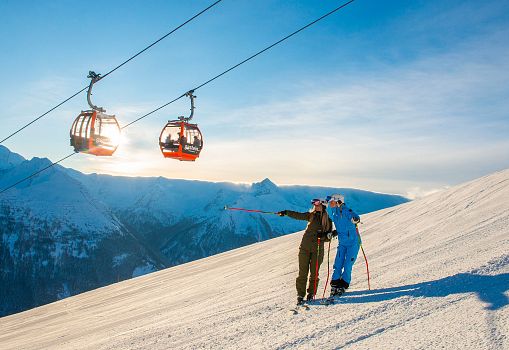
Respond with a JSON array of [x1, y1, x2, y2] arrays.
[[342, 272, 509, 311]]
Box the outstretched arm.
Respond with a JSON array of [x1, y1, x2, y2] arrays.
[[279, 210, 310, 221]]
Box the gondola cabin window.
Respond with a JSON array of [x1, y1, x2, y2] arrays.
[[159, 121, 203, 161]]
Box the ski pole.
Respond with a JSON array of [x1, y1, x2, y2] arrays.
[[322, 239, 331, 298], [356, 224, 371, 290], [313, 236, 321, 299], [224, 206, 279, 215]]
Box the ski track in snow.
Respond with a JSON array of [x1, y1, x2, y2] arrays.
[[1, 170, 509, 349]]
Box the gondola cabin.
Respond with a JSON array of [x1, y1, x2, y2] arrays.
[[159, 120, 203, 161], [70, 110, 121, 156]]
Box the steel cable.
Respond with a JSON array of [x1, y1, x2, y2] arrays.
[[0, 0, 223, 144], [0, 0, 356, 194]]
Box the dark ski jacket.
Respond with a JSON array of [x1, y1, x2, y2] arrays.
[[286, 209, 332, 251]]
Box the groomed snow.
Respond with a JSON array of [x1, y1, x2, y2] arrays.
[[1, 169, 508, 349]]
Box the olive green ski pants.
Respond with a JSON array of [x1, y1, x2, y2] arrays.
[[296, 243, 325, 298]]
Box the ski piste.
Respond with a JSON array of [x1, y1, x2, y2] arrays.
[[290, 292, 345, 312], [289, 303, 310, 314]]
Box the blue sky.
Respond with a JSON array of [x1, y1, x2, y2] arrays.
[[1, 0, 508, 197]]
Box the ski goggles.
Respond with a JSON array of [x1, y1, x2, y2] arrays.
[[311, 199, 326, 206], [326, 195, 343, 203]]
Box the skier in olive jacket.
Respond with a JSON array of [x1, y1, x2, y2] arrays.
[[327, 194, 361, 296], [278, 199, 332, 305]]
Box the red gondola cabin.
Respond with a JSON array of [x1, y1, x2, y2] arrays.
[[70, 71, 121, 156], [70, 110, 121, 156], [159, 120, 203, 161]]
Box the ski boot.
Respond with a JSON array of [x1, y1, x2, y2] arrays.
[[332, 286, 346, 297], [290, 297, 310, 314], [324, 286, 345, 305]]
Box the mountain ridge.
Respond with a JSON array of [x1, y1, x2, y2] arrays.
[[0, 145, 408, 317], [0, 165, 507, 349]]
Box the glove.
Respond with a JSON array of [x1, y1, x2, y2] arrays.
[[278, 210, 287, 217], [351, 217, 360, 224], [325, 230, 337, 240], [319, 230, 334, 240]]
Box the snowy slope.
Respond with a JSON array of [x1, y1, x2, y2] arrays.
[[1, 169, 507, 349], [0, 145, 408, 317]]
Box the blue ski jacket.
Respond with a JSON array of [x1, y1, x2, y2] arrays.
[[329, 204, 360, 247]]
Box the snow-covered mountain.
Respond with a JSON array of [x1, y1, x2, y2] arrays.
[[0, 146, 24, 171], [1, 167, 507, 349], [67, 171, 407, 266], [0, 147, 163, 318], [0, 145, 407, 317]]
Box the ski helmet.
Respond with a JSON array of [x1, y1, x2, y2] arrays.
[[311, 198, 328, 206], [326, 194, 344, 203]]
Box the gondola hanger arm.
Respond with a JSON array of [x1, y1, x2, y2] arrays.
[[179, 90, 196, 122], [86, 71, 105, 112]]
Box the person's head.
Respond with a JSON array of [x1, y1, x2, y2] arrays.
[[326, 194, 344, 208], [311, 198, 326, 212]]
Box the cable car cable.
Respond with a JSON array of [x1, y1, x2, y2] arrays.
[[0, 152, 77, 195], [121, 94, 185, 130], [122, 0, 356, 129], [0, 87, 90, 145], [97, 0, 223, 82], [192, 0, 356, 92], [0, 0, 356, 194], [0, 0, 224, 145]]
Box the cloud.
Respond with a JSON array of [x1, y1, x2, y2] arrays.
[[209, 30, 509, 140], [68, 18, 509, 195]]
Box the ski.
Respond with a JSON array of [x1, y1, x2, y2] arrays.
[[289, 303, 310, 314], [321, 297, 335, 306], [322, 287, 346, 305]]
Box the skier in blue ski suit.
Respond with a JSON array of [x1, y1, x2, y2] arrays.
[[327, 194, 361, 293]]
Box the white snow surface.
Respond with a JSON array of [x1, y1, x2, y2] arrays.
[[1, 169, 508, 350]]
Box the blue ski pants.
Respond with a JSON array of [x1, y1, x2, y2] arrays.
[[331, 243, 360, 285]]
